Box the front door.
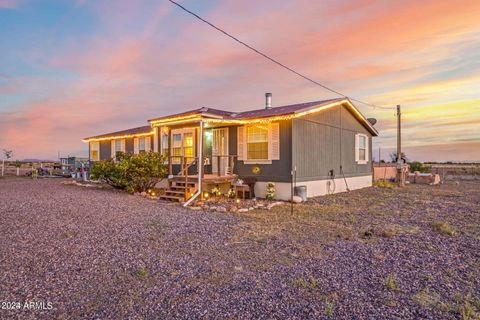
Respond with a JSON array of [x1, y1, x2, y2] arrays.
[[212, 128, 229, 175]]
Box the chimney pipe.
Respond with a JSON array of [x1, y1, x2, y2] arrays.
[[265, 92, 272, 109]]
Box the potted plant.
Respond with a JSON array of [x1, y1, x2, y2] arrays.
[[14, 160, 21, 176]]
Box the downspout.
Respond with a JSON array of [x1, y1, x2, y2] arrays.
[[183, 120, 203, 207]]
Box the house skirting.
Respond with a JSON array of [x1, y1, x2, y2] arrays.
[[254, 175, 373, 201]]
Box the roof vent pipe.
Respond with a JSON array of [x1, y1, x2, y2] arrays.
[[265, 93, 272, 109]]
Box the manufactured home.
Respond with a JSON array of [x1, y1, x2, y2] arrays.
[[83, 95, 378, 202]]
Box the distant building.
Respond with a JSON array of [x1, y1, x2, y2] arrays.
[[60, 156, 89, 172]]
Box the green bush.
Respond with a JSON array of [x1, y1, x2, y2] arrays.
[[409, 161, 431, 173], [90, 151, 167, 193]]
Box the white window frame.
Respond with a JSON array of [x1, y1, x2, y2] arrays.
[[115, 139, 122, 153], [111, 138, 126, 159], [239, 122, 280, 165], [138, 137, 146, 152], [171, 128, 195, 164], [90, 141, 100, 161], [246, 124, 269, 162], [355, 133, 369, 164]]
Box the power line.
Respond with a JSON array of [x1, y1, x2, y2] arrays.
[[168, 0, 395, 110]]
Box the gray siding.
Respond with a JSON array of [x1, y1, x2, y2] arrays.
[[97, 135, 154, 161], [231, 120, 292, 183], [292, 104, 373, 181]]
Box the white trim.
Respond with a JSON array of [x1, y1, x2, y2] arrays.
[[145, 136, 151, 152], [269, 122, 280, 160], [111, 140, 115, 158], [243, 160, 272, 165], [254, 175, 373, 200], [134, 138, 139, 154], [237, 126, 245, 160]]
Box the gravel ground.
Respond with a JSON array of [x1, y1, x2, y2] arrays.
[[0, 178, 479, 319]]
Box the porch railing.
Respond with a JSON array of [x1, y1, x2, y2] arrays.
[[212, 155, 237, 177], [166, 155, 238, 177]]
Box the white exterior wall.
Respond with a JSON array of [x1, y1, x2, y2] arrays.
[[254, 175, 373, 201]]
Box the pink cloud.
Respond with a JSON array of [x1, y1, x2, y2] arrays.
[[0, 0, 20, 9], [2, 0, 480, 161]]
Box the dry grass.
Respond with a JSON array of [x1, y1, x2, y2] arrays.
[[373, 179, 395, 189], [385, 275, 398, 291], [432, 221, 455, 236]]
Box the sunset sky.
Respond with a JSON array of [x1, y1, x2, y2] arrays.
[[1, 0, 479, 162]]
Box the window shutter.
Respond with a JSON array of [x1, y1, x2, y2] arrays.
[[121, 139, 126, 152], [111, 140, 115, 158], [355, 134, 359, 162], [153, 127, 159, 152], [145, 136, 151, 152], [268, 122, 280, 160], [237, 126, 244, 160], [134, 138, 139, 154]]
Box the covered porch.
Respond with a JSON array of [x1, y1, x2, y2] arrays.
[[150, 114, 240, 203]]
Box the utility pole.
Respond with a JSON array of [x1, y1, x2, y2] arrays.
[[396, 105, 405, 187]]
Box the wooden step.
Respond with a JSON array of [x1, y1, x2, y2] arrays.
[[165, 190, 186, 195], [170, 182, 196, 188], [159, 195, 183, 202], [169, 185, 194, 190]]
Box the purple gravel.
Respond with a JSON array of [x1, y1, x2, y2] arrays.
[[0, 178, 479, 319]]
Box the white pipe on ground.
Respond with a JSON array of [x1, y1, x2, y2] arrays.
[[183, 120, 203, 207]]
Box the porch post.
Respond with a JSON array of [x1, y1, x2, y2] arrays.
[[168, 128, 172, 176], [201, 124, 205, 179]]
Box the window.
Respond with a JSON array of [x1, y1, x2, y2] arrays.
[[183, 132, 193, 160], [355, 134, 368, 164], [90, 142, 99, 161], [115, 139, 122, 157], [172, 133, 182, 163], [115, 139, 121, 151], [170, 129, 195, 164], [359, 135, 366, 161], [247, 125, 268, 160], [161, 132, 169, 156], [138, 137, 146, 152]]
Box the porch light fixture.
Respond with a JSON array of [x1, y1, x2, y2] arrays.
[[204, 192, 209, 199]]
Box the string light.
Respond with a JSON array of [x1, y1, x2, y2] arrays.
[[83, 131, 154, 143], [85, 99, 376, 144]]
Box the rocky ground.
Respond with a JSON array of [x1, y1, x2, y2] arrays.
[[0, 177, 479, 319]]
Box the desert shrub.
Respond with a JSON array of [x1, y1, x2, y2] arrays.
[[90, 151, 167, 193]]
